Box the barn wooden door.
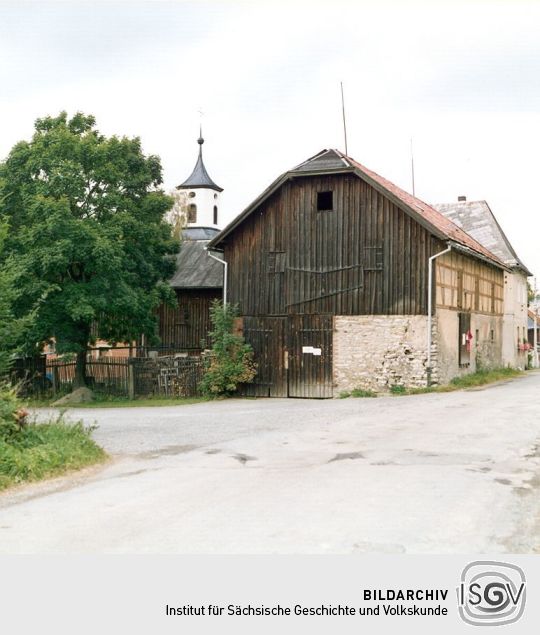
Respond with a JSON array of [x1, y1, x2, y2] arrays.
[[242, 317, 287, 397], [288, 315, 333, 398], [243, 315, 333, 398]]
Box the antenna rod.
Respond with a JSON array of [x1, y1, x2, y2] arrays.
[[340, 81, 348, 156], [410, 137, 416, 196]]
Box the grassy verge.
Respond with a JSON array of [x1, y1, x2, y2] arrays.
[[0, 417, 107, 491], [340, 367, 524, 398], [446, 367, 523, 389], [339, 388, 378, 399], [1, 384, 107, 491], [27, 394, 210, 409]]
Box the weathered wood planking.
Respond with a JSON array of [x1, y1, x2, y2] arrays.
[[287, 314, 333, 398], [241, 315, 333, 398], [157, 289, 220, 350], [222, 174, 442, 316], [242, 316, 287, 397], [221, 173, 504, 319]]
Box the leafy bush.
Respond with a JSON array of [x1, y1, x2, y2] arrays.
[[199, 301, 257, 397]]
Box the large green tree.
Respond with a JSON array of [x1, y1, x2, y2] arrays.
[[0, 112, 178, 387], [0, 220, 23, 376]]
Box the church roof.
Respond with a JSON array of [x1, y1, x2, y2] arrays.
[[182, 227, 220, 241], [177, 134, 223, 192], [169, 230, 223, 289]]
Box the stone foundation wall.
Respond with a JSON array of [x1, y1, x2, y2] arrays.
[[333, 310, 506, 394], [333, 315, 435, 393]]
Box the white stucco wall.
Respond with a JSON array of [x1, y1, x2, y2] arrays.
[[168, 188, 222, 230], [186, 188, 222, 229], [435, 308, 504, 384], [502, 271, 529, 369]]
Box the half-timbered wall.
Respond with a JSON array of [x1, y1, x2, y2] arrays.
[[435, 251, 504, 315], [223, 174, 442, 316]]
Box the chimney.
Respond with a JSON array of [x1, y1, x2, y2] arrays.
[[458, 195, 467, 202]]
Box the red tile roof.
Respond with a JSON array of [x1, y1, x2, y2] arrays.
[[211, 148, 507, 270], [340, 151, 505, 267]]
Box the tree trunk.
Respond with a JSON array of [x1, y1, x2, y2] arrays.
[[73, 349, 88, 388]]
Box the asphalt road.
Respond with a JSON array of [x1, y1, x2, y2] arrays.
[[1, 372, 540, 553]]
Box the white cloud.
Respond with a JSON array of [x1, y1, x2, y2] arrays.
[[1, 0, 539, 277]]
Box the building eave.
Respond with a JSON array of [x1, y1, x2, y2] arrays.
[[447, 241, 510, 272]]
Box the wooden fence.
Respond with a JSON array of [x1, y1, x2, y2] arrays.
[[130, 357, 205, 397], [47, 358, 130, 396], [12, 355, 205, 398]]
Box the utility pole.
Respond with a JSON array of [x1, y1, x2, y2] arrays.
[[410, 137, 416, 197], [534, 278, 539, 368], [340, 82, 348, 156]]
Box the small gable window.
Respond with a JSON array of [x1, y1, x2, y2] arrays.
[[188, 204, 197, 223], [317, 190, 333, 211], [213, 205, 218, 225]]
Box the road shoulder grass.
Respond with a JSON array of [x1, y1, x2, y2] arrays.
[[340, 367, 524, 398], [1, 386, 107, 491], [27, 395, 210, 409], [0, 418, 107, 492]]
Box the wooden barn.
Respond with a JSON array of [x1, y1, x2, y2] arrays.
[[157, 227, 222, 352], [208, 149, 508, 397]]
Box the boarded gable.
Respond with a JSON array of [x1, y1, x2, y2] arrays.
[[223, 173, 442, 316]]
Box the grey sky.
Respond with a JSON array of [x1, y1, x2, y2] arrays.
[[1, 1, 539, 279]]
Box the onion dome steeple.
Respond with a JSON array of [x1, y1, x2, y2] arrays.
[[175, 129, 223, 230], [178, 129, 223, 192]]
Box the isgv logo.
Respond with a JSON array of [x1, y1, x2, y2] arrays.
[[457, 561, 526, 626]]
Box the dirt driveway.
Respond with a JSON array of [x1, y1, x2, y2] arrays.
[[1, 372, 540, 553]]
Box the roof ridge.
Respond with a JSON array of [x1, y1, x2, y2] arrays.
[[291, 148, 337, 171], [209, 148, 508, 270], [342, 152, 505, 267]]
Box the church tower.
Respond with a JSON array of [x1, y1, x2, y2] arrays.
[[176, 130, 223, 230]]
